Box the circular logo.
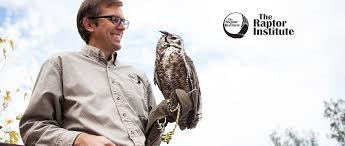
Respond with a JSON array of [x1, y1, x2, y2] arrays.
[[223, 12, 249, 38]]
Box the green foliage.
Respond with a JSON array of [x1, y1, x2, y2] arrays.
[[15, 115, 22, 121], [2, 90, 11, 110], [0, 117, 21, 144], [269, 128, 318, 146], [0, 37, 14, 62], [324, 98, 345, 144], [0, 90, 26, 144], [0, 38, 27, 144]]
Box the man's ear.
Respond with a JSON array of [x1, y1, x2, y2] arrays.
[[83, 18, 96, 32]]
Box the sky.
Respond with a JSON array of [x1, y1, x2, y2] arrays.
[[0, 0, 345, 145]]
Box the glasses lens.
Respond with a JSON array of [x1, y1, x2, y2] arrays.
[[111, 16, 122, 25], [123, 20, 129, 28], [109, 16, 129, 29]]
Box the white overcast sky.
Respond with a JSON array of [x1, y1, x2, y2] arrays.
[[0, 0, 345, 145]]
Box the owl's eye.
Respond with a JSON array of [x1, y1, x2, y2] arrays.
[[170, 36, 178, 40]]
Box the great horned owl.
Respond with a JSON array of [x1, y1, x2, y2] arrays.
[[154, 31, 202, 130]]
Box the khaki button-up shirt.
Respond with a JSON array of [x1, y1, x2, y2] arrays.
[[19, 45, 157, 146]]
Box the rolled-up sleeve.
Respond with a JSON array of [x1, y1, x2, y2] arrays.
[[19, 57, 81, 146]]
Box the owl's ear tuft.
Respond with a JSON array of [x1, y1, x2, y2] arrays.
[[159, 31, 170, 36]]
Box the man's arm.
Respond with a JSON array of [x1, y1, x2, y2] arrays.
[[19, 57, 81, 146], [142, 74, 165, 146], [74, 133, 117, 146]]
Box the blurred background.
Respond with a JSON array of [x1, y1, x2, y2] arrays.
[[0, 0, 344, 145]]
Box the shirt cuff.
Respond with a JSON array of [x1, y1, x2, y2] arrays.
[[56, 130, 82, 146]]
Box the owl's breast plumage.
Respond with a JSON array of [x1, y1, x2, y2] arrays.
[[155, 48, 191, 98]]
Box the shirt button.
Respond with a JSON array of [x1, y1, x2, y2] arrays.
[[122, 113, 126, 117]]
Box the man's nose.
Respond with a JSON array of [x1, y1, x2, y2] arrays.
[[116, 22, 126, 31]]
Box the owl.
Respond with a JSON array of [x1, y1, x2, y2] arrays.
[[154, 31, 202, 130]]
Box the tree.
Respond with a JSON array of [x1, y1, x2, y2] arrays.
[[269, 128, 318, 146], [324, 98, 345, 145], [0, 38, 29, 144]]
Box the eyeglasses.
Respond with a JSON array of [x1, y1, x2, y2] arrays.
[[88, 15, 129, 29]]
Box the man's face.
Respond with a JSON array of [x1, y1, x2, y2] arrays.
[[91, 5, 126, 52]]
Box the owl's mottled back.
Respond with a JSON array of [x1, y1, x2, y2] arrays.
[[154, 31, 202, 130]]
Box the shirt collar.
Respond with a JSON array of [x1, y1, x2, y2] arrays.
[[81, 45, 118, 66]]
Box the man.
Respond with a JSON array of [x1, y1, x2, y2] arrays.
[[20, 0, 162, 145]]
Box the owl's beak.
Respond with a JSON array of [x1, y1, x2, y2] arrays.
[[159, 31, 169, 35]]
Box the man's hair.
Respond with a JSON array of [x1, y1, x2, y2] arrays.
[[77, 0, 123, 44]]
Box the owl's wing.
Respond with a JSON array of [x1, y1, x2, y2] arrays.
[[185, 55, 202, 129], [154, 59, 163, 94], [185, 55, 200, 94]]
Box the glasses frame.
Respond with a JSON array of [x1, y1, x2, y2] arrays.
[[88, 15, 129, 29]]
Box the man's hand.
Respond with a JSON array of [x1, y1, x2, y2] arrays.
[[74, 133, 117, 146]]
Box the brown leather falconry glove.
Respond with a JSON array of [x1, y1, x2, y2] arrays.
[[145, 89, 200, 145], [145, 100, 172, 146], [174, 88, 199, 130]]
